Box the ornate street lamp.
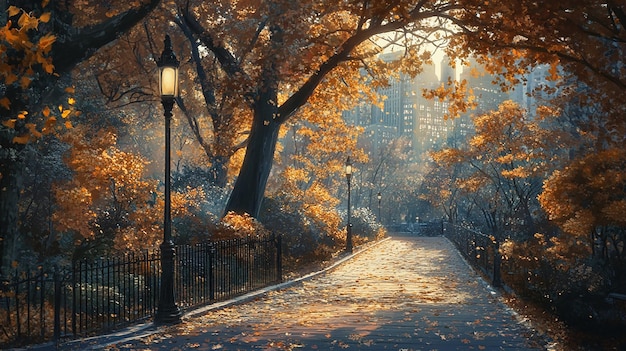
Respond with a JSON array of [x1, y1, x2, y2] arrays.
[[345, 157, 353, 253], [377, 192, 382, 222], [155, 34, 182, 325]]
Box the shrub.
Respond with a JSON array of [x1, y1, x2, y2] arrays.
[[340, 207, 386, 244], [260, 197, 341, 265]]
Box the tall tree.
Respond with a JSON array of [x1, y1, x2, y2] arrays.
[[0, 0, 160, 275], [178, 0, 625, 219], [431, 101, 570, 238], [178, 0, 472, 218], [539, 148, 626, 283]]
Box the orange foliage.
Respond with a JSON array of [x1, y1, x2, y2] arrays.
[[213, 212, 271, 240], [54, 126, 163, 252], [0, 4, 74, 144], [539, 148, 626, 265]]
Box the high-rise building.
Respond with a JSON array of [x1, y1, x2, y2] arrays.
[[345, 54, 519, 156], [461, 57, 508, 114], [412, 60, 454, 156], [342, 101, 372, 127], [508, 63, 553, 116], [447, 57, 511, 143], [371, 52, 415, 142], [368, 52, 453, 155]]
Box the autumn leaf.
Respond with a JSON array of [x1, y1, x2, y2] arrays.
[[42, 116, 57, 133], [43, 61, 54, 74], [39, 12, 51, 23], [2, 119, 16, 128], [12, 134, 30, 144], [7, 5, 21, 17], [0, 97, 10, 110], [17, 12, 38, 32], [5, 73, 18, 85], [26, 123, 42, 138], [19, 76, 31, 89], [38, 33, 55, 52]]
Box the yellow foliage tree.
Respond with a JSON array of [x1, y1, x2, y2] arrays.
[[54, 126, 193, 258], [430, 101, 569, 237], [539, 148, 626, 270], [1, 0, 160, 274]]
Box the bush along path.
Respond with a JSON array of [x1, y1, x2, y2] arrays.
[[77, 236, 549, 350]]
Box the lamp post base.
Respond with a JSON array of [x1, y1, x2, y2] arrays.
[[155, 240, 182, 325], [155, 305, 182, 325], [155, 307, 182, 324]]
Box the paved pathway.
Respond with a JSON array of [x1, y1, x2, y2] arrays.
[[70, 236, 547, 350]]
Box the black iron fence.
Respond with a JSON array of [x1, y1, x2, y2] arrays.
[[443, 223, 502, 287], [0, 234, 282, 348]]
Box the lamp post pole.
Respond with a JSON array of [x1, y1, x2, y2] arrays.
[[345, 157, 353, 253], [377, 192, 382, 222], [155, 35, 182, 325]]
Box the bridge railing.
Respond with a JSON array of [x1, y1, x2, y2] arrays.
[[0, 234, 282, 348], [443, 223, 502, 287]]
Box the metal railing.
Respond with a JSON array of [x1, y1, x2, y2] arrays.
[[443, 223, 502, 287], [0, 234, 282, 348]]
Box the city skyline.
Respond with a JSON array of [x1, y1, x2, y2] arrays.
[[343, 54, 552, 158]]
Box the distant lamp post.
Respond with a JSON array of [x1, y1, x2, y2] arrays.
[[345, 157, 353, 253], [377, 192, 382, 222], [155, 34, 182, 325]]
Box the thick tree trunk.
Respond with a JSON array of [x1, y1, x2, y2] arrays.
[[224, 118, 280, 217], [225, 21, 284, 218]]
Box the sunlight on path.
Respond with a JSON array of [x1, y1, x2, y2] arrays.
[[107, 237, 545, 350]]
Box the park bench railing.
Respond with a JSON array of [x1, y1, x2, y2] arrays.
[[0, 234, 282, 348]]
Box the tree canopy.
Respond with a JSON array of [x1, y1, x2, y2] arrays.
[[1, 1, 625, 298]]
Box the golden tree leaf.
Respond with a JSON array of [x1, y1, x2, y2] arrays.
[[42, 116, 56, 133], [19, 75, 31, 89], [7, 5, 21, 17], [2, 119, 16, 128], [5, 73, 18, 85], [38, 33, 55, 52], [17, 12, 38, 31], [0, 97, 10, 110], [26, 123, 42, 138], [43, 61, 54, 74], [12, 134, 30, 144], [39, 12, 50, 23]]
